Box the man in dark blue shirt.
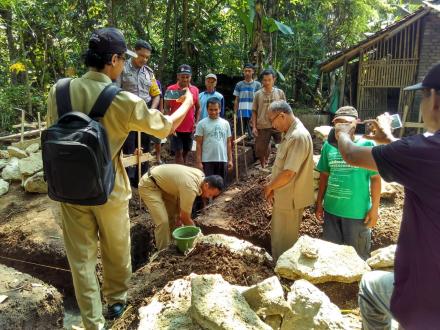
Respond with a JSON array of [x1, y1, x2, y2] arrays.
[[335, 63, 440, 330]]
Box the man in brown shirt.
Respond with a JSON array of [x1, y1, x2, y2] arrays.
[[138, 164, 224, 250], [264, 100, 315, 260], [252, 69, 286, 168]]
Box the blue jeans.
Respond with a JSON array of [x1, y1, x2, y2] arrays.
[[323, 211, 371, 260], [359, 271, 399, 330]]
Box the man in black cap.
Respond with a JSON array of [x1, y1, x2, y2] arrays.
[[164, 64, 200, 164], [334, 63, 440, 329], [46, 27, 194, 329], [117, 39, 163, 184]]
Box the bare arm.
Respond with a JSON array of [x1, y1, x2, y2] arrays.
[[195, 135, 203, 169], [265, 169, 295, 196], [227, 137, 233, 170], [365, 174, 381, 228], [251, 111, 258, 136], [314, 172, 329, 223], [195, 99, 201, 123], [150, 95, 160, 109], [337, 133, 378, 171], [166, 90, 193, 133], [179, 210, 194, 226]]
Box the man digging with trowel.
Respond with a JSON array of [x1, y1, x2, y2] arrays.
[[138, 164, 224, 251]]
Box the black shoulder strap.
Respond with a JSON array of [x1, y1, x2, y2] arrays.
[[89, 83, 122, 119], [55, 78, 73, 118]]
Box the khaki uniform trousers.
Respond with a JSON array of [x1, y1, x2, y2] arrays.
[[271, 207, 304, 261], [138, 178, 179, 251], [60, 199, 131, 330]]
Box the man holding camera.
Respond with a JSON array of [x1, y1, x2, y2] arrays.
[[335, 63, 440, 329]]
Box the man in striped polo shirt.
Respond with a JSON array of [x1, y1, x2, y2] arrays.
[[233, 63, 261, 138]]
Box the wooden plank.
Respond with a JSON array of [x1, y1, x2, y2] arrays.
[[0, 129, 43, 141], [122, 153, 155, 168], [233, 134, 248, 145]]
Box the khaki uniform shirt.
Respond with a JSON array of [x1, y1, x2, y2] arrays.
[[116, 60, 161, 104], [272, 118, 314, 210], [148, 164, 204, 214], [46, 71, 172, 202], [252, 88, 286, 129]]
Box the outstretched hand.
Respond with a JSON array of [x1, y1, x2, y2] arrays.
[[363, 112, 395, 144]]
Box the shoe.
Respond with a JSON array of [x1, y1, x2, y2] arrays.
[[106, 303, 126, 320]]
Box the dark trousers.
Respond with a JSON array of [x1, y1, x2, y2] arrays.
[[322, 211, 371, 260], [123, 131, 150, 186], [237, 117, 252, 139], [202, 162, 228, 182]]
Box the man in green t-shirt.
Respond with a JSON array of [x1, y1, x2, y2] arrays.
[[315, 106, 381, 260]]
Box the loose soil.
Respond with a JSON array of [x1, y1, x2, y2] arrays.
[[0, 263, 64, 329], [112, 242, 275, 329]]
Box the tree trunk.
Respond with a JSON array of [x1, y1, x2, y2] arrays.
[[158, 0, 174, 80], [108, 0, 117, 27], [182, 0, 190, 57], [0, 7, 18, 84], [251, 0, 264, 75]]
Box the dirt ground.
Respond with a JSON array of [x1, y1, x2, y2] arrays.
[[112, 242, 275, 329], [0, 263, 64, 329]]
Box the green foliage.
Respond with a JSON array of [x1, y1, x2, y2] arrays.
[[0, 85, 45, 131], [0, 0, 420, 132]]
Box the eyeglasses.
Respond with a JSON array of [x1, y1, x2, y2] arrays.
[[270, 111, 283, 123]]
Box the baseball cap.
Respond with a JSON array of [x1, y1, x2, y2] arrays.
[[335, 106, 358, 119], [88, 27, 137, 58], [404, 63, 440, 91], [243, 63, 255, 69], [205, 73, 217, 80], [177, 64, 192, 75]]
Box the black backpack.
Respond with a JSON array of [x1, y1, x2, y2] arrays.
[[42, 78, 121, 205]]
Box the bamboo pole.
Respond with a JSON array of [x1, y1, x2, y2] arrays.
[[233, 113, 239, 182], [240, 115, 247, 176], [37, 112, 41, 138], [20, 110, 25, 143], [137, 132, 142, 209]]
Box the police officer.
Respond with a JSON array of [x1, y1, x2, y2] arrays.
[[117, 40, 163, 185], [46, 28, 193, 329]]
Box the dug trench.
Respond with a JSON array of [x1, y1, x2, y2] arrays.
[[0, 145, 402, 328], [0, 185, 157, 294]]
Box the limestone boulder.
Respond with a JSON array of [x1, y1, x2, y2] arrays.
[[381, 179, 403, 200], [314, 126, 332, 141], [367, 245, 396, 269], [138, 276, 201, 330], [2, 158, 21, 181], [24, 171, 47, 193], [0, 159, 7, 170], [242, 276, 291, 319], [196, 234, 272, 263], [275, 235, 370, 284], [7, 146, 27, 159], [0, 150, 9, 159], [281, 279, 347, 330], [19, 151, 43, 177], [190, 274, 271, 330], [25, 143, 40, 154], [0, 178, 9, 196]]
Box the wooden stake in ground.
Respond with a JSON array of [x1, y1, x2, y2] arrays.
[[37, 112, 41, 138], [20, 109, 25, 144], [239, 115, 248, 176], [137, 131, 142, 210], [233, 113, 239, 182]]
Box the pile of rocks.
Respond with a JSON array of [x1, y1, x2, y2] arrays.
[[0, 143, 46, 196], [137, 273, 349, 330]]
